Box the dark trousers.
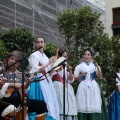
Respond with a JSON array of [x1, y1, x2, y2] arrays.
[[2, 94, 48, 115]]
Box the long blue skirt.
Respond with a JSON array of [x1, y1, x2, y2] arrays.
[[108, 90, 120, 120], [28, 81, 55, 120]]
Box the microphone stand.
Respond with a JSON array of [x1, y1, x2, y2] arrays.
[[62, 63, 66, 120], [48, 59, 67, 120], [21, 59, 67, 83], [98, 47, 120, 81], [21, 59, 25, 120], [0, 46, 42, 120], [11, 58, 67, 119], [0, 46, 43, 75], [98, 47, 120, 120]]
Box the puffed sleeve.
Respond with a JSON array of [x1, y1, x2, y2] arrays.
[[74, 65, 80, 78], [116, 73, 120, 86], [28, 55, 41, 73]]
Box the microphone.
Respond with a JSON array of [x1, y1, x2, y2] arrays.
[[35, 46, 42, 51]]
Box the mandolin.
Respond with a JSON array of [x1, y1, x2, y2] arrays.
[[4, 87, 15, 98], [3, 73, 44, 98], [2, 72, 30, 98]]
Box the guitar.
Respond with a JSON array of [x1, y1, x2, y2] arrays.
[[3, 73, 44, 98], [4, 87, 16, 98], [1, 72, 30, 98]]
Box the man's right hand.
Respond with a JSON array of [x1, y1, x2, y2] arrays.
[[0, 77, 7, 88], [9, 83, 22, 89]]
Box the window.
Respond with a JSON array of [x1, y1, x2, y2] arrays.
[[112, 7, 120, 36]]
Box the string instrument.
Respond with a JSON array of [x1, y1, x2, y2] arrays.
[[53, 57, 65, 71], [0, 73, 29, 120], [0, 72, 29, 98], [3, 73, 43, 98]]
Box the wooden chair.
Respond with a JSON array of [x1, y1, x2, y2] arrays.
[[16, 108, 28, 120]]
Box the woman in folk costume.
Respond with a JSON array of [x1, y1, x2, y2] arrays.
[[74, 48, 108, 120], [108, 63, 120, 120], [51, 49, 77, 120], [28, 37, 60, 120]]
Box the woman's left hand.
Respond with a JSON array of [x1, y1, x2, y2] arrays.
[[0, 77, 7, 88], [94, 60, 99, 67], [24, 74, 35, 88]]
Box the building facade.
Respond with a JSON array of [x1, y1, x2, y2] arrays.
[[0, 0, 105, 45], [106, 0, 120, 37]]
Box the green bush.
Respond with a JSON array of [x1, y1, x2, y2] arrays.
[[0, 40, 9, 61], [44, 43, 59, 58], [1, 28, 35, 70]]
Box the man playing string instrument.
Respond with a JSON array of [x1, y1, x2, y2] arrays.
[[0, 50, 48, 120]]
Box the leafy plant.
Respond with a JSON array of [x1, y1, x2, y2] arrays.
[[57, 6, 107, 67], [44, 43, 58, 58], [0, 40, 9, 61], [0, 28, 35, 70], [1, 28, 34, 53]]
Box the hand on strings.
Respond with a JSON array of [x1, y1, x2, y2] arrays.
[[9, 83, 22, 90], [26, 74, 35, 82], [24, 74, 36, 89]]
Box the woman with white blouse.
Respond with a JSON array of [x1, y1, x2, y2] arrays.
[[28, 37, 60, 120], [51, 49, 77, 120], [74, 48, 107, 120]]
